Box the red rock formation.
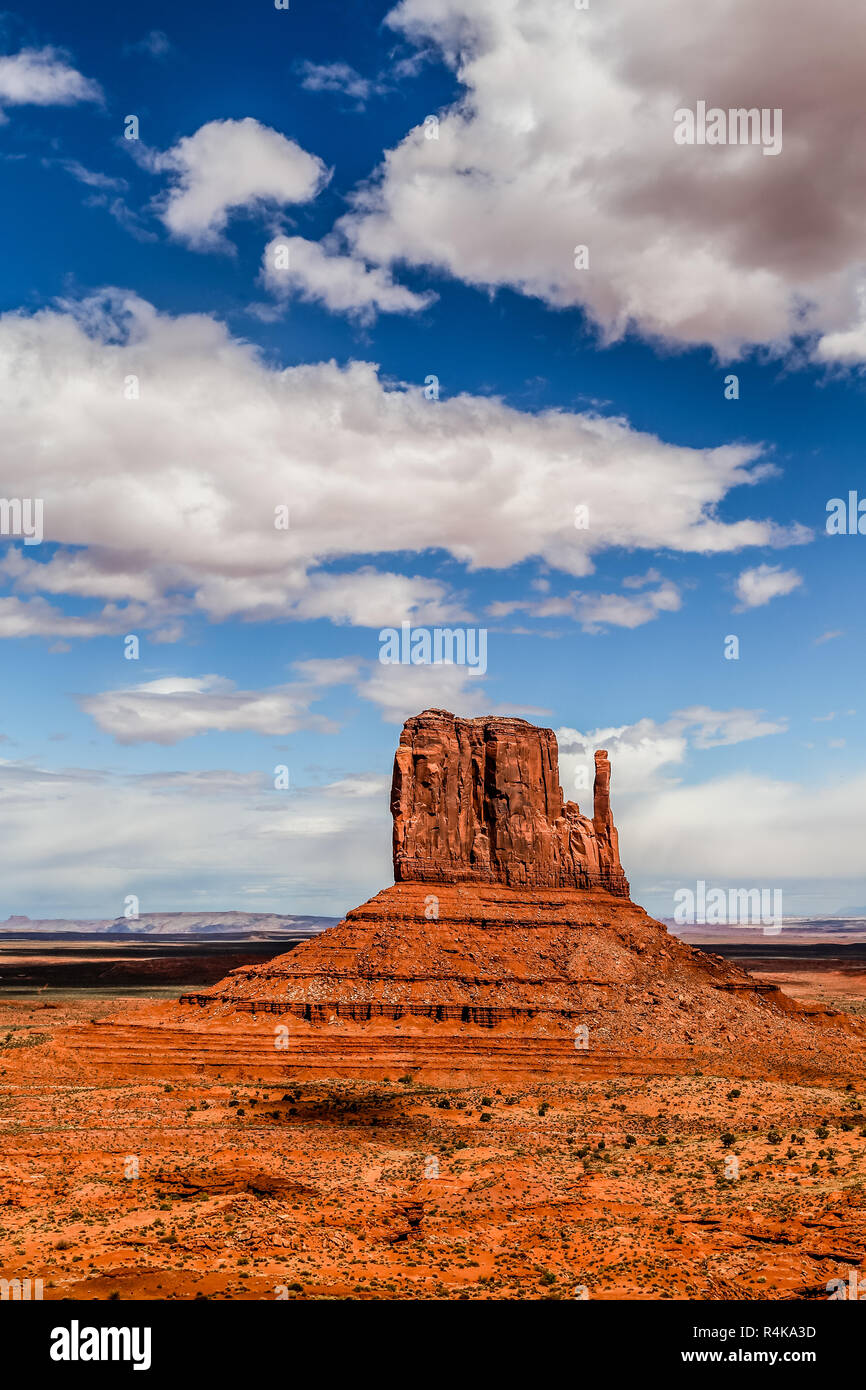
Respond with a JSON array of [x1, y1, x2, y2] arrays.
[[391, 710, 628, 895], [174, 708, 864, 1074]]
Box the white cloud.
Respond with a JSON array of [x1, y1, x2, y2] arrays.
[[288, 570, 465, 626], [148, 118, 328, 250], [0, 761, 391, 917], [1, 546, 158, 602], [558, 706, 787, 802], [193, 568, 466, 626], [489, 578, 681, 631], [334, 0, 866, 358], [673, 706, 788, 748], [554, 707, 866, 900], [623, 769, 866, 886], [559, 718, 689, 802], [77, 664, 362, 744], [53, 159, 127, 192], [735, 562, 802, 608], [0, 46, 102, 116], [79, 650, 550, 737], [573, 581, 682, 631], [356, 661, 490, 723], [0, 291, 807, 637], [262, 235, 433, 318], [622, 568, 662, 589], [814, 324, 866, 365], [298, 61, 381, 103], [0, 595, 149, 639]]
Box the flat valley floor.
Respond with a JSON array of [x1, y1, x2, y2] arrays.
[[1, 962, 865, 1300]]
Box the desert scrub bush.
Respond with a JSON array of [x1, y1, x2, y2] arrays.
[[0, 1031, 49, 1049]]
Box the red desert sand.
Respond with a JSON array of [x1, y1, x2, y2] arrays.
[[2, 710, 864, 1300]]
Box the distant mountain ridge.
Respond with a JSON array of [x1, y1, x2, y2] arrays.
[[666, 916, 866, 945], [0, 911, 339, 938]]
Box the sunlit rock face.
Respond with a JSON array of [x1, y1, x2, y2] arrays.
[[391, 709, 628, 897]]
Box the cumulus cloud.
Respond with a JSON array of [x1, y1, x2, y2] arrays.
[[489, 578, 681, 631], [0, 595, 149, 640], [262, 235, 433, 318], [622, 568, 663, 589], [554, 706, 866, 911], [78, 672, 351, 744], [1, 546, 158, 603], [0, 46, 102, 117], [734, 563, 802, 608], [147, 118, 328, 250], [558, 707, 787, 802], [193, 568, 466, 626], [0, 291, 807, 638], [356, 661, 491, 724], [79, 654, 499, 741], [285, 570, 464, 626], [568, 581, 681, 632], [814, 324, 866, 366], [333, 0, 866, 357]]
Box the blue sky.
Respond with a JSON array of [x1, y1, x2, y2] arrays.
[[1, 0, 864, 920]]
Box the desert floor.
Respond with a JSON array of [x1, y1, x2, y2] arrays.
[[744, 963, 866, 1020], [2, 971, 865, 1300]]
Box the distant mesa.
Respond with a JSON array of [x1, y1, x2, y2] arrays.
[[0, 911, 336, 938]]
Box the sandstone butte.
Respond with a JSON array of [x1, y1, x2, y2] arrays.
[[7, 709, 865, 1306], [51, 708, 866, 1085]]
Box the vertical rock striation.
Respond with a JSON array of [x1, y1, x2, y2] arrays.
[[391, 709, 628, 895], [180, 706, 862, 1065]]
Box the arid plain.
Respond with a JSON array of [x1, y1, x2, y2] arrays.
[[1, 987, 865, 1301], [2, 711, 865, 1301]]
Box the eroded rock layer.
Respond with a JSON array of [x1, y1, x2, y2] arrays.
[[179, 881, 862, 1061], [391, 710, 627, 894], [176, 709, 864, 1074]]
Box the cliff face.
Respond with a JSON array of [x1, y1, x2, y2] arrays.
[[177, 707, 864, 1069], [391, 709, 628, 896]]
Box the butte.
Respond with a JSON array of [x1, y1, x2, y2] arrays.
[[154, 709, 862, 1084]]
